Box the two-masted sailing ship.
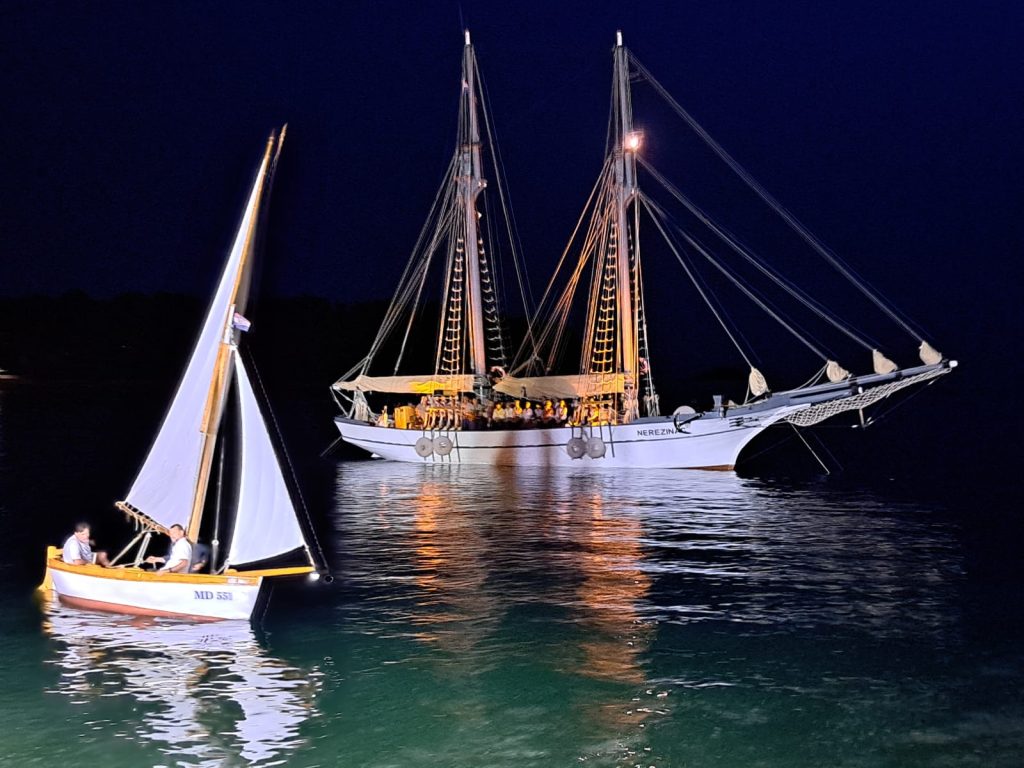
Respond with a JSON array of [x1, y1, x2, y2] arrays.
[[42, 129, 324, 621], [330, 31, 956, 469]]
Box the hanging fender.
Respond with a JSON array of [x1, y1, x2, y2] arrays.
[[434, 435, 453, 456], [414, 437, 434, 457], [587, 436, 606, 459], [566, 436, 587, 459]]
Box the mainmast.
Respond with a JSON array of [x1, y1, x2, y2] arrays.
[[613, 31, 639, 383], [458, 29, 488, 377], [186, 130, 281, 543]]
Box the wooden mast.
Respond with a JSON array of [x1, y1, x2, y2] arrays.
[[185, 130, 280, 543], [459, 30, 488, 378], [613, 32, 639, 398]]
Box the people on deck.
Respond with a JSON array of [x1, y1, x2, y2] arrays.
[[541, 400, 555, 424], [145, 523, 193, 573], [62, 522, 111, 567], [521, 401, 535, 426]]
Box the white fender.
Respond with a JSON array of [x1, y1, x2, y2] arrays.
[[566, 437, 586, 459], [414, 437, 434, 457]]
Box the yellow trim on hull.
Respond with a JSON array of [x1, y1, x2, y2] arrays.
[[225, 565, 315, 578], [42, 549, 314, 589]]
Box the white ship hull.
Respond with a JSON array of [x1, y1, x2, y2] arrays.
[[335, 404, 806, 469], [45, 557, 264, 622]]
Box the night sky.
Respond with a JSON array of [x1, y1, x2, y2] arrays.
[[2, 2, 1022, 376]]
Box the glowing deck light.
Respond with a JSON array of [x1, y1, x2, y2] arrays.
[[624, 131, 642, 152]]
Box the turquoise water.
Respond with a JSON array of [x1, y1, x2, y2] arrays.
[[1, 384, 1021, 766]]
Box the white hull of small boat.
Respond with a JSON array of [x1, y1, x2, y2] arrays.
[[44, 554, 263, 622], [335, 403, 807, 469]]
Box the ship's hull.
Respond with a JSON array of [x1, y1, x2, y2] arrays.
[[335, 404, 805, 469], [44, 556, 264, 622]]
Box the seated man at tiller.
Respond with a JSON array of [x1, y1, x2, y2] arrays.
[[144, 523, 193, 573]]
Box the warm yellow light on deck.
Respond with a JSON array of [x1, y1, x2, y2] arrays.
[[624, 131, 642, 152]]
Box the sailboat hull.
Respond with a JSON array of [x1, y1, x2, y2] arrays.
[[335, 404, 805, 469], [44, 557, 264, 622]]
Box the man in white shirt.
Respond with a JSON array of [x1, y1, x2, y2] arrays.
[[145, 523, 193, 573], [62, 522, 111, 566]]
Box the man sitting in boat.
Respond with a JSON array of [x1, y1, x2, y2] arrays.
[[62, 522, 111, 567], [144, 523, 193, 573]]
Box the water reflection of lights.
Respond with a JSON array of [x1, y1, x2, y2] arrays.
[[335, 463, 505, 655], [43, 602, 321, 766], [574, 496, 653, 686]]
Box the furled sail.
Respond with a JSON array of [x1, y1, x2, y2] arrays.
[[121, 152, 271, 531], [872, 349, 898, 375], [919, 341, 942, 365], [494, 373, 626, 401], [227, 353, 308, 568], [333, 374, 477, 394]]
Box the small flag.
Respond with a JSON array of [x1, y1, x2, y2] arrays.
[[232, 312, 252, 332]]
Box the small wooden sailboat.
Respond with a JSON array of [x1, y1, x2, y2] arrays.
[[331, 32, 956, 470], [42, 128, 324, 621]]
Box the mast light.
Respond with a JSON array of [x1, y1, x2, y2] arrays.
[[624, 131, 642, 152]]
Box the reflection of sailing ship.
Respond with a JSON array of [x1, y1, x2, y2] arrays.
[[43, 604, 320, 765], [332, 32, 955, 470], [335, 462, 502, 655], [573, 493, 653, 687]]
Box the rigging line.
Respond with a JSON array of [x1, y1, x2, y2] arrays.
[[638, 156, 878, 352], [555, 174, 618, 372], [855, 373, 943, 427], [362, 154, 461, 372], [436, 212, 471, 375], [533, 170, 618, 375], [641, 196, 755, 369], [510, 155, 615, 369], [476, 63, 536, 322], [790, 423, 831, 475], [331, 355, 371, 389], [394, 202, 461, 374], [629, 52, 927, 343], [652, 199, 840, 364], [645, 195, 832, 362], [582, 188, 621, 374]]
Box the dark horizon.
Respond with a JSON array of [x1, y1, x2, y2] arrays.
[[3, 2, 1023, 415]]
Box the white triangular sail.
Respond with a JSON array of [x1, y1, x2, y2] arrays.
[[122, 153, 271, 531], [227, 352, 308, 568]]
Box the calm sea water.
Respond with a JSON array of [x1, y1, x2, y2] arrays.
[[0, 381, 1021, 767]]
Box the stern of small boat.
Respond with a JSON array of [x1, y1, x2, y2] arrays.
[[38, 545, 61, 593]]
